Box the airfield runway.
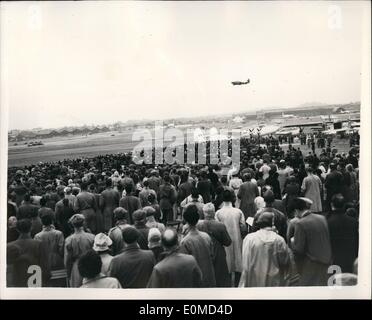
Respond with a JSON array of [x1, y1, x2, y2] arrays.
[[8, 127, 351, 168]]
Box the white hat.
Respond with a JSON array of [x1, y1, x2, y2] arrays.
[[93, 233, 113, 252], [148, 228, 162, 249]]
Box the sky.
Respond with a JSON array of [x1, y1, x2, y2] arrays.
[[0, 1, 368, 130]]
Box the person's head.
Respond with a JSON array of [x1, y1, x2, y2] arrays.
[[80, 182, 88, 191], [254, 196, 265, 211], [163, 175, 171, 184], [93, 233, 112, 253], [148, 228, 162, 249], [346, 164, 354, 172], [8, 216, 17, 229], [183, 204, 199, 227], [222, 189, 233, 203], [162, 228, 178, 250], [105, 178, 112, 187], [263, 190, 275, 206], [24, 193, 31, 203], [288, 176, 297, 184], [329, 163, 337, 171], [331, 193, 345, 211], [88, 184, 96, 193], [69, 214, 85, 229], [292, 198, 310, 217], [243, 173, 252, 182], [255, 211, 275, 229], [39, 196, 47, 207], [122, 226, 140, 245], [221, 176, 228, 185], [191, 187, 199, 200], [125, 184, 133, 195], [203, 203, 215, 219], [78, 250, 102, 280], [147, 193, 156, 204], [16, 219, 32, 234], [41, 214, 53, 227], [133, 209, 146, 223], [143, 206, 156, 219], [143, 180, 149, 188], [306, 167, 313, 175]]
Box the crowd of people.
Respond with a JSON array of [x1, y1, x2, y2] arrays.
[[6, 133, 360, 288]]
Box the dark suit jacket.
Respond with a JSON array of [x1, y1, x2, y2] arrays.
[[327, 211, 359, 273], [147, 249, 202, 288], [293, 212, 332, 265], [109, 244, 155, 288], [7, 235, 50, 287]]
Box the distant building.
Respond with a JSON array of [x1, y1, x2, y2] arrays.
[[232, 116, 244, 123]]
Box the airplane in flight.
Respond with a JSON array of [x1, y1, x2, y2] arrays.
[[231, 79, 250, 86]]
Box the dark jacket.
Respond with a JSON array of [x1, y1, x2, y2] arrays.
[[147, 248, 202, 288], [325, 170, 344, 200], [119, 195, 141, 224], [292, 211, 332, 286], [197, 219, 232, 287], [7, 235, 50, 287], [17, 202, 39, 220], [326, 210, 359, 273], [179, 228, 216, 287], [197, 179, 213, 204], [109, 243, 155, 288]]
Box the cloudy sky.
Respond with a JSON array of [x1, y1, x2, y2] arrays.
[[1, 1, 368, 130]]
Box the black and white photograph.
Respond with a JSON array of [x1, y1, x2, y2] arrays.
[[0, 0, 371, 300]]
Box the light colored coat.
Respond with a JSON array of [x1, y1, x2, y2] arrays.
[[239, 229, 290, 287], [301, 174, 322, 212], [64, 229, 95, 288], [215, 203, 246, 273]]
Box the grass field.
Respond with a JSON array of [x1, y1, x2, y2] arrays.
[[8, 127, 353, 168]]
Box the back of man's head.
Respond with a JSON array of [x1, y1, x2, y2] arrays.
[[331, 193, 345, 210], [78, 250, 102, 280], [16, 219, 32, 234], [222, 189, 233, 202], [183, 204, 199, 226], [41, 214, 53, 226], [122, 226, 140, 244], [162, 228, 178, 249]]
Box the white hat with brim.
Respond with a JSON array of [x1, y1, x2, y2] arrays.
[[93, 233, 113, 252]]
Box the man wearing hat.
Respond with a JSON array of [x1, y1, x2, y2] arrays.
[[74, 182, 98, 234], [108, 207, 130, 255], [291, 197, 332, 286], [17, 193, 39, 220], [132, 209, 150, 250], [237, 173, 259, 219], [144, 206, 165, 233], [147, 228, 202, 288], [93, 233, 113, 275], [147, 170, 161, 195], [197, 203, 232, 287], [253, 190, 287, 240], [109, 226, 155, 288], [139, 180, 157, 208], [239, 211, 290, 287], [64, 214, 95, 287], [101, 178, 120, 232], [324, 163, 345, 211], [147, 228, 164, 263]]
